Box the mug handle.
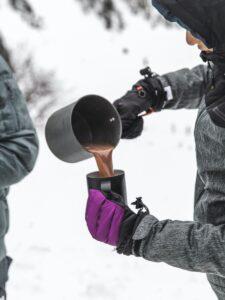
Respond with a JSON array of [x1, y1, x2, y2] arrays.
[[100, 180, 111, 193]]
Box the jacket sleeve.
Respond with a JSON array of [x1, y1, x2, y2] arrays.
[[0, 56, 39, 189], [132, 207, 225, 277], [158, 64, 209, 110]]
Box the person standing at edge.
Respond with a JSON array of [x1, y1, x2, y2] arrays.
[[85, 1, 225, 299], [0, 56, 39, 299]]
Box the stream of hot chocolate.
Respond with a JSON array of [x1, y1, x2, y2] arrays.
[[84, 145, 115, 178]]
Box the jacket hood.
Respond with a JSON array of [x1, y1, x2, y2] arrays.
[[152, 0, 225, 50]]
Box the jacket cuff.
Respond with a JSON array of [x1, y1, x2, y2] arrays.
[[132, 214, 159, 257], [157, 76, 174, 108]]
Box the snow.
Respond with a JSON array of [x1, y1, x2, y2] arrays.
[[0, 0, 217, 299]]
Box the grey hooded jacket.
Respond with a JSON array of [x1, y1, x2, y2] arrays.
[[0, 56, 39, 292], [132, 64, 225, 296]]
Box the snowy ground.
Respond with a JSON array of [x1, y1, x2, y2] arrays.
[[0, 0, 217, 299]]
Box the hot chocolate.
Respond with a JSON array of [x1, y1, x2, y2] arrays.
[[85, 145, 114, 178]]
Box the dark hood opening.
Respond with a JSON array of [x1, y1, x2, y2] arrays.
[[152, 0, 225, 70]]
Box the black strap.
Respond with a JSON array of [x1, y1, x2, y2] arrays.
[[131, 197, 150, 214]]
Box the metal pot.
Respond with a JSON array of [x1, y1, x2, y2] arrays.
[[45, 95, 122, 163]]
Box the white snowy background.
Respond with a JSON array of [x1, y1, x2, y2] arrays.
[[0, 0, 217, 299]]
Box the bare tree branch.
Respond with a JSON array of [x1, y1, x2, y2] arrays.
[[76, 0, 124, 30], [0, 36, 58, 125], [0, 2, 57, 125], [75, 0, 173, 30], [8, 0, 43, 28]]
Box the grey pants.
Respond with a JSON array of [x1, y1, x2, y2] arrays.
[[0, 257, 12, 300], [207, 274, 225, 300]]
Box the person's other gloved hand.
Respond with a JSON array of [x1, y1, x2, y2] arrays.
[[120, 117, 144, 140], [113, 67, 167, 139], [85, 189, 149, 255]]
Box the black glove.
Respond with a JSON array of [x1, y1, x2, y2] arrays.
[[116, 196, 150, 256], [120, 117, 144, 139], [114, 67, 167, 139]]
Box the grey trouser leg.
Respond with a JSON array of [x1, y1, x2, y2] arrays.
[[0, 257, 12, 300], [207, 274, 225, 300]]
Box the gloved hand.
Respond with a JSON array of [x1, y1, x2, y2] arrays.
[[113, 67, 167, 139], [85, 189, 149, 255]]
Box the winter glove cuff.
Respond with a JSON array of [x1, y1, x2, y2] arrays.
[[135, 75, 167, 112], [116, 197, 150, 256]]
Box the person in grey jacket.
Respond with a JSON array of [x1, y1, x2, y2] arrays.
[[85, 1, 225, 299], [0, 56, 39, 299]]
